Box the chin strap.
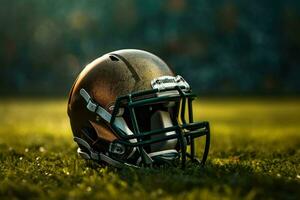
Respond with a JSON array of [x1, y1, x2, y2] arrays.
[[80, 88, 136, 139], [74, 137, 138, 168], [75, 136, 179, 168], [78, 88, 140, 165], [80, 89, 112, 122]]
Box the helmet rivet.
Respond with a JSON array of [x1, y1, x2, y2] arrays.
[[96, 116, 100, 122]]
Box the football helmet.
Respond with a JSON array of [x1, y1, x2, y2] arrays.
[[67, 49, 210, 168]]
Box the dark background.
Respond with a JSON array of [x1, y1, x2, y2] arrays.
[[1, 0, 300, 96]]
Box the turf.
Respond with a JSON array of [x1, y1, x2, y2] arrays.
[[0, 98, 299, 200]]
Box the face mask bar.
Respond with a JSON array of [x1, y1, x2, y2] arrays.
[[110, 86, 210, 168]]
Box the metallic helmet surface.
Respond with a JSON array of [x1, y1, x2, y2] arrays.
[[67, 49, 210, 168]]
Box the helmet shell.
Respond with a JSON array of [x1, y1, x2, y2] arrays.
[[68, 49, 174, 143]]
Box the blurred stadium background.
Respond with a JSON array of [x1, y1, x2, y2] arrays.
[[1, 0, 300, 96], [1, 1, 300, 199]]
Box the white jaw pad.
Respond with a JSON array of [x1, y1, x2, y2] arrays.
[[150, 110, 177, 152]]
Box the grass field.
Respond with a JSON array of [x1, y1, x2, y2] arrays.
[[0, 98, 299, 200]]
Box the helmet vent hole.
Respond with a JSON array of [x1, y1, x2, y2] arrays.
[[109, 55, 119, 61]]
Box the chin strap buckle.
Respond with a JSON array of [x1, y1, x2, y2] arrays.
[[74, 137, 139, 168], [109, 142, 126, 155]]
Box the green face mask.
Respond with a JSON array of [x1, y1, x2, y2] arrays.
[[101, 76, 210, 168], [75, 75, 210, 168]]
